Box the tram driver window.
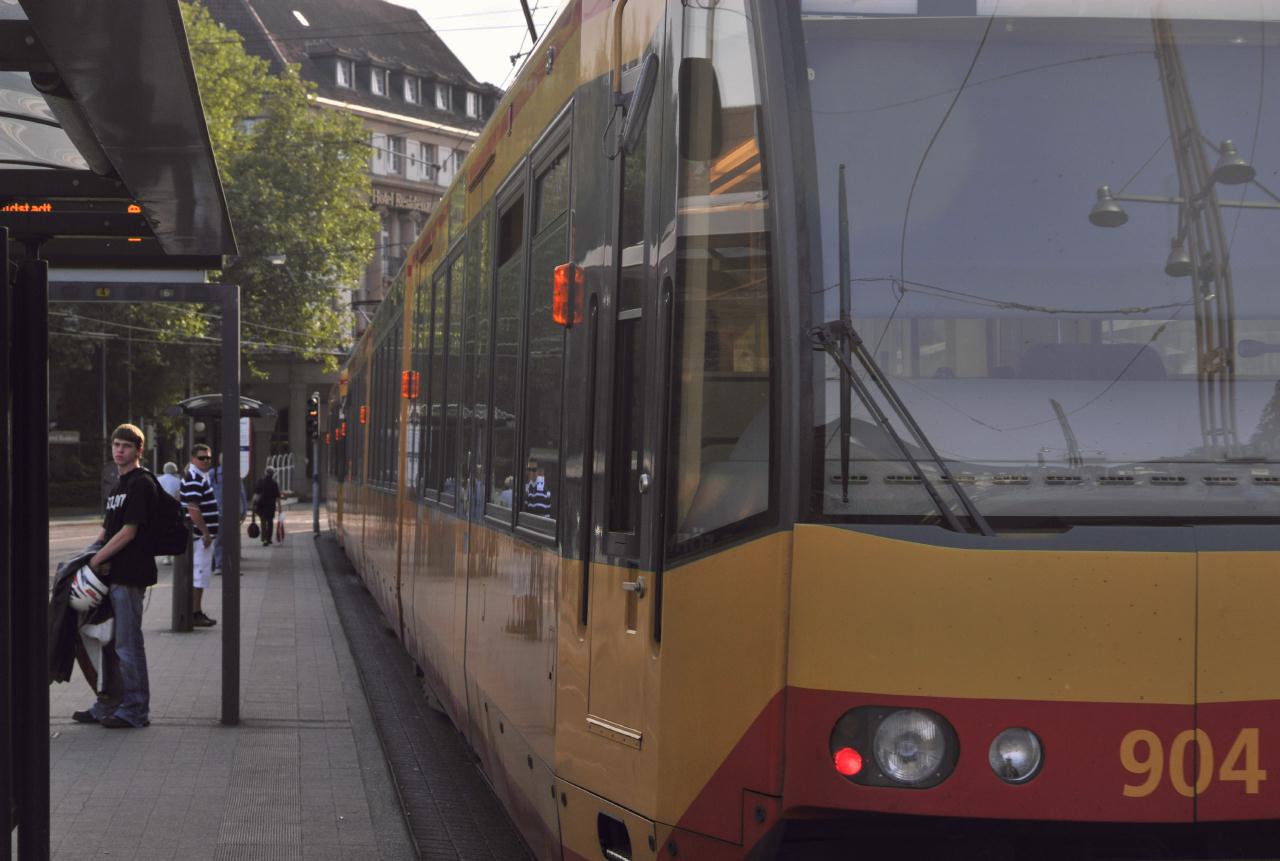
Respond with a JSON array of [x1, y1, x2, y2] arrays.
[[669, 0, 774, 552], [518, 150, 571, 530]]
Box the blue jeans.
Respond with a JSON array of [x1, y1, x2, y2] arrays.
[[213, 528, 223, 572], [87, 584, 149, 726]]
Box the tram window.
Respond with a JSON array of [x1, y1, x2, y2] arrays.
[[668, 0, 773, 553], [462, 208, 494, 520], [408, 270, 430, 492], [441, 253, 466, 501], [425, 273, 447, 492], [608, 121, 648, 545], [534, 152, 569, 233], [521, 154, 570, 529], [490, 193, 526, 513]]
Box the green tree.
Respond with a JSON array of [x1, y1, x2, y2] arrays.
[[182, 0, 378, 366]]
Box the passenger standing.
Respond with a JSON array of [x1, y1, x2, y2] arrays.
[[157, 462, 181, 500], [210, 452, 246, 574], [73, 423, 158, 728], [251, 467, 282, 547], [157, 462, 182, 565], [179, 445, 219, 627], [525, 460, 551, 516]]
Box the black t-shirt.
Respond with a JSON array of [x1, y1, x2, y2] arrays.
[[253, 476, 281, 514], [101, 467, 158, 587]]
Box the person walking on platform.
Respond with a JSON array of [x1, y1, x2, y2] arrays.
[[210, 452, 246, 574], [73, 423, 158, 729], [251, 467, 282, 547], [180, 445, 219, 627], [158, 462, 181, 500], [157, 462, 182, 565]]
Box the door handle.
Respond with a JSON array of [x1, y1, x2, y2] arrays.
[[621, 575, 646, 598]]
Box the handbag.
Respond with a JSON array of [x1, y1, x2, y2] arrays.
[[247, 512, 260, 540], [275, 516, 285, 544]]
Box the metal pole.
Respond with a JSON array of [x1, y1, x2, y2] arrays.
[[220, 283, 241, 726], [14, 251, 50, 859], [312, 434, 320, 535], [0, 228, 11, 859], [170, 535, 193, 632]]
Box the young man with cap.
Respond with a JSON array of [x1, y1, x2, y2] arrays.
[[180, 444, 219, 627], [73, 423, 158, 729]]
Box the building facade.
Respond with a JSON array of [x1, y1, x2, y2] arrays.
[[203, 0, 498, 495]]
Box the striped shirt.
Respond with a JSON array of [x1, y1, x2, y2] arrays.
[[180, 464, 219, 536]]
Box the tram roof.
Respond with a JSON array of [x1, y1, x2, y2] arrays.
[[0, 1, 236, 269]]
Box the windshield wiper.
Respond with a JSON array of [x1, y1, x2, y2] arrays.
[[812, 321, 994, 537], [815, 163, 993, 537]]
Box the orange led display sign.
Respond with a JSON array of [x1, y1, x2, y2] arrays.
[[2, 202, 53, 213]]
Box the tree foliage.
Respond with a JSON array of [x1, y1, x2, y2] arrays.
[[183, 0, 378, 367], [48, 4, 377, 486]]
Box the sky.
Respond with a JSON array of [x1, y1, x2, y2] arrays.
[[385, 1, 565, 88]]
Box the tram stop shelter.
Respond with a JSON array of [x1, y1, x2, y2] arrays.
[[1, 2, 238, 857]]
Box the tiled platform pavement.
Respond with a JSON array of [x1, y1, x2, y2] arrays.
[[48, 513, 416, 861]]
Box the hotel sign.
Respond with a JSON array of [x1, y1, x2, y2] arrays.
[[372, 188, 434, 213]]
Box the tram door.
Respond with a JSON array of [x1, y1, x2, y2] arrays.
[[586, 49, 667, 745]]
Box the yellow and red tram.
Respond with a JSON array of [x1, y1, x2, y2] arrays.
[[326, 1, 1280, 857]]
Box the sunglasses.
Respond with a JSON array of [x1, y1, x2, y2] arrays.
[[195, 455, 211, 462]]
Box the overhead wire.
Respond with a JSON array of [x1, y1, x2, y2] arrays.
[[873, 12, 997, 359]]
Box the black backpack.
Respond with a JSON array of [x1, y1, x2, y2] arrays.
[[143, 470, 189, 556]]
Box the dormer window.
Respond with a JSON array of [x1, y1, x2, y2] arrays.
[[465, 91, 480, 119], [336, 58, 354, 88], [371, 67, 388, 97], [404, 75, 421, 105], [435, 83, 450, 111]]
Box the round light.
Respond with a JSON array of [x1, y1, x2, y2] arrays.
[[873, 709, 948, 785], [989, 727, 1043, 784], [833, 746, 863, 777]]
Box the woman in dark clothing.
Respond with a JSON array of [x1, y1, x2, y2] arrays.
[[250, 467, 282, 546]]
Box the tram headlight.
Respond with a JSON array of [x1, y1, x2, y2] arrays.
[[988, 727, 1043, 784], [873, 709, 951, 786], [829, 706, 957, 789]]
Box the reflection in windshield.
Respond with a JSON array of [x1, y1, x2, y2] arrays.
[[800, 7, 1280, 520]]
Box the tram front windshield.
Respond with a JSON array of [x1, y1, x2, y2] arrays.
[[799, 1, 1280, 522]]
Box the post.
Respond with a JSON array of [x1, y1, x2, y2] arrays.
[[170, 535, 193, 632], [220, 283, 241, 725], [0, 228, 11, 855], [312, 435, 320, 535], [14, 251, 50, 858]]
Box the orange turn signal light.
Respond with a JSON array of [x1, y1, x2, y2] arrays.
[[553, 262, 583, 328], [401, 370, 420, 400]]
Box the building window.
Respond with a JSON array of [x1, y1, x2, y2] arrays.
[[371, 67, 388, 97], [435, 83, 450, 111], [380, 216, 391, 276], [466, 91, 481, 118], [454, 149, 466, 173], [413, 141, 438, 183], [404, 75, 421, 104], [336, 58, 354, 88], [370, 132, 387, 175], [389, 135, 405, 175]]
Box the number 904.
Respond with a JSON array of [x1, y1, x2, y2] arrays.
[[1120, 728, 1267, 798]]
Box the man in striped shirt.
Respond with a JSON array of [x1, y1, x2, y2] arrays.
[[180, 444, 219, 627]]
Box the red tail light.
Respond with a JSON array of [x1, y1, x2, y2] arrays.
[[359, 405, 368, 425], [834, 747, 863, 777], [553, 262, 584, 327]]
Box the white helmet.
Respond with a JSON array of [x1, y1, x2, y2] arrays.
[[69, 565, 108, 613]]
